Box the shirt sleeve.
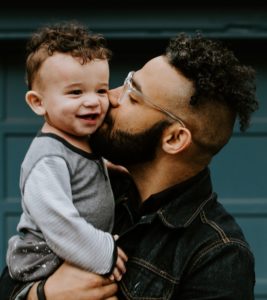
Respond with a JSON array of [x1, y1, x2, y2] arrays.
[[22, 156, 115, 274]]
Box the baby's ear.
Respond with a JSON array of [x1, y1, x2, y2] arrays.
[[25, 90, 46, 116]]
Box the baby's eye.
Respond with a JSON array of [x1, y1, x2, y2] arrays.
[[69, 89, 82, 95], [98, 89, 108, 94]]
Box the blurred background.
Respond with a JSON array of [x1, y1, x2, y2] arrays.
[[0, 2, 266, 299]]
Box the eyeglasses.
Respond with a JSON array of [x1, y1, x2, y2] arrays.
[[118, 71, 186, 127]]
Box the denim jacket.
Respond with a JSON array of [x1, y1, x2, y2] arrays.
[[113, 168, 255, 299], [0, 168, 255, 300]]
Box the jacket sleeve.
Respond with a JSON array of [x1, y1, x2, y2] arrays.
[[178, 241, 255, 300]]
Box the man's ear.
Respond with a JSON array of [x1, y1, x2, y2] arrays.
[[25, 90, 46, 116], [162, 123, 192, 154]]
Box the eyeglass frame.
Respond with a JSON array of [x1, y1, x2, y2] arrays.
[[118, 71, 186, 127]]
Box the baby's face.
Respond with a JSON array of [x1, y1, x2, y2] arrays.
[[36, 53, 110, 137]]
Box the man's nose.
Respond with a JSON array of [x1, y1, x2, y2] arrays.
[[108, 86, 123, 107]]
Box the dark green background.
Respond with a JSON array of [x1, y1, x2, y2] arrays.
[[0, 4, 266, 299]]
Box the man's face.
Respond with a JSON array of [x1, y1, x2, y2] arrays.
[[90, 112, 170, 166], [90, 55, 193, 166]]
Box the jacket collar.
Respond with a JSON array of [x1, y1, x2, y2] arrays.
[[114, 167, 214, 230], [155, 167, 214, 229]]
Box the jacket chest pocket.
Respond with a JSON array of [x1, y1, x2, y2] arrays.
[[119, 257, 179, 300]]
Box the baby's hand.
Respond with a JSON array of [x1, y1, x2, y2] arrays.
[[109, 236, 128, 281], [104, 159, 129, 175]]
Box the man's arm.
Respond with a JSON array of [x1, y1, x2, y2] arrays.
[[27, 262, 118, 300], [0, 263, 118, 300]]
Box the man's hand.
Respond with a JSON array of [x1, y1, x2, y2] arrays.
[[27, 262, 118, 300]]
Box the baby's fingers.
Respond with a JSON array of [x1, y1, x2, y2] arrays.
[[117, 246, 128, 262]]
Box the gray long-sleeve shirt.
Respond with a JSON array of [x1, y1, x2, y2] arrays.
[[7, 132, 115, 281]]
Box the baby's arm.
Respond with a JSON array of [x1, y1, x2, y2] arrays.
[[22, 156, 116, 274]]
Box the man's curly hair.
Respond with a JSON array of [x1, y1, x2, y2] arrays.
[[165, 32, 258, 132], [26, 21, 112, 89]]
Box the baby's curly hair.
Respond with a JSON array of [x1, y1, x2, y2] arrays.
[[26, 21, 112, 89], [166, 32, 258, 132]]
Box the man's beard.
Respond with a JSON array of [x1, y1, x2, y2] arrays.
[[90, 115, 170, 167]]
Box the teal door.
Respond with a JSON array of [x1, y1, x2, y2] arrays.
[[0, 36, 266, 299], [0, 41, 43, 270], [210, 40, 267, 298]]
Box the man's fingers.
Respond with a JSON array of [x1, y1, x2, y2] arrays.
[[42, 261, 118, 300], [93, 282, 118, 299], [100, 276, 115, 286], [112, 267, 122, 281]]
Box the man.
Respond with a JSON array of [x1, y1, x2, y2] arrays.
[[0, 32, 258, 299]]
